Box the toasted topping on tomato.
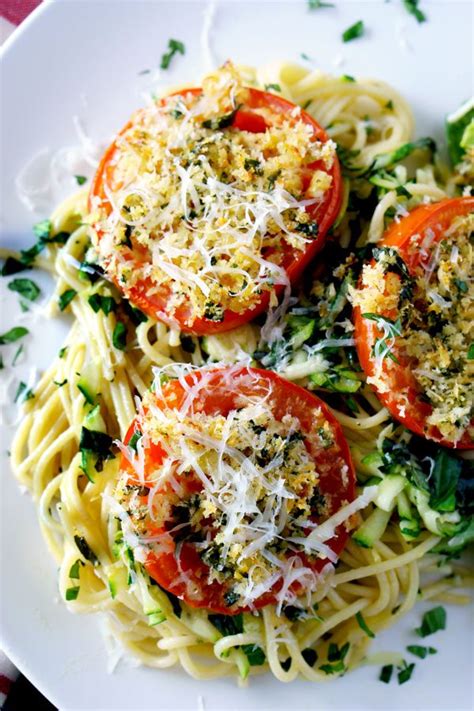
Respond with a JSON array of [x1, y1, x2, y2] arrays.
[[90, 63, 340, 333], [353, 200, 473, 447], [114, 365, 355, 613]]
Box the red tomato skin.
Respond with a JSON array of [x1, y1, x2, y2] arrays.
[[120, 367, 356, 614], [89, 88, 342, 335], [354, 197, 474, 449]]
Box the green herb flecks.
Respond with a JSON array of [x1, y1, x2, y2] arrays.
[[88, 293, 117, 315], [403, 0, 426, 23], [397, 660, 415, 684], [356, 611, 375, 638], [415, 606, 446, 637], [74, 535, 98, 563], [14, 381, 35, 403], [113, 322, 127, 350], [7, 278, 41, 302], [308, 0, 334, 8], [264, 83, 281, 92], [342, 20, 364, 42], [202, 105, 241, 131], [65, 586, 80, 601], [1, 220, 70, 276], [0, 326, 29, 345], [58, 289, 77, 311], [75, 175, 87, 185], [160, 38, 185, 70], [379, 664, 393, 683], [406, 645, 437, 659], [241, 644, 266, 666]]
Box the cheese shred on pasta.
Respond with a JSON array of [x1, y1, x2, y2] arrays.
[[9, 62, 472, 683]]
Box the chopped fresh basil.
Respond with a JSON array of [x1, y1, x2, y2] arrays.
[[58, 289, 77, 311], [301, 648, 318, 666], [128, 430, 143, 452], [112, 322, 127, 350], [53, 379, 68, 387], [264, 83, 281, 92], [385, 100, 394, 110], [1, 221, 70, 275], [342, 20, 364, 42], [308, 0, 334, 6], [202, 106, 240, 130], [356, 611, 375, 638], [79, 427, 114, 471], [14, 381, 34, 403], [241, 644, 266, 666], [59, 346, 68, 359], [454, 278, 468, 293], [415, 606, 446, 637], [403, 0, 426, 23], [74, 534, 98, 563], [429, 451, 461, 512], [160, 38, 185, 70], [468, 343, 474, 360], [319, 660, 345, 675], [295, 221, 319, 236], [78, 262, 105, 283], [69, 560, 82, 579], [124, 301, 148, 325], [12, 345, 23, 366], [208, 613, 243, 636], [397, 661, 415, 684], [282, 605, 305, 622], [65, 586, 80, 601], [0, 326, 29, 345], [0, 355, 3, 370], [7, 278, 40, 302], [75, 175, 87, 185], [88, 293, 117, 315], [406, 645, 437, 659], [327, 642, 349, 662], [180, 335, 196, 354], [204, 301, 224, 322], [379, 664, 393, 683], [341, 74, 355, 82]]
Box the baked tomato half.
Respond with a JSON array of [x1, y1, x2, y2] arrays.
[[116, 366, 355, 614], [354, 196, 474, 448], [89, 64, 342, 335]]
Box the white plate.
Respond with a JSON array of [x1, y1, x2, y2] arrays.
[[0, 1, 473, 709]]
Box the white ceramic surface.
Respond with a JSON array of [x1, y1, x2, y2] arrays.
[[0, 1, 473, 709]]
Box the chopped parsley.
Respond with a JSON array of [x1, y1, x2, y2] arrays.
[[0, 326, 29, 345], [342, 20, 365, 43], [415, 606, 446, 637], [160, 38, 185, 70], [403, 0, 426, 23], [88, 293, 117, 315], [406, 645, 437, 659], [356, 611, 375, 638], [308, 0, 334, 8], [468, 343, 474, 360], [58, 289, 77, 311], [241, 644, 266, 666], [397, 660, 415, 684], [59, 346, 68, 359], [7, 278, 40, 302], [264, 83, 281, 92], [112, 322, 127, 350], [65, 586, 80, 601], [341, 74, 356, 82], [75, 175, 87, 185], [1, 220, 70, 275], [14, 381, 35, 403], [379, 664, 393, 683]]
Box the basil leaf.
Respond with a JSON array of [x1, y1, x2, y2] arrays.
[[160, 38, 185, 70], [74, 534, 98, 563], [75, 175, 87, 185], [241, 644, 266, 666], [406, 645, 437, 659], [208, 613, 243, 636], [112, 322, 127, 350], [403, 0, 426, 23], [14, 381, 34, 403], [0, 327, 29, 345], [342, 20, 364, 43], [65, 586, 80, 601], [88, 293, 117, 315], [429, 450, 462, 512], [397, 661, 415, 684], [415, 606, 446, 637], [379, 664, 393, 683], [58, 289, 77, 311], [7, 278, 41, 302], [356, 611, 375, 638]]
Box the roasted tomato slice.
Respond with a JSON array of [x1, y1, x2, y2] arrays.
[[353, 196, 474, 448], [90, 69, 342, 335], [117, 366, 355, 614]]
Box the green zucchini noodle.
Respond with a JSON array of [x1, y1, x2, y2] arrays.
[[9, 62, 472, 683]]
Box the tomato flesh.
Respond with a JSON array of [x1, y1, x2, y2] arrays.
[[119, 367, 355, 614]]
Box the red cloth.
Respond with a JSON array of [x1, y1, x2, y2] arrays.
[[0, 0, 41, 25]]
